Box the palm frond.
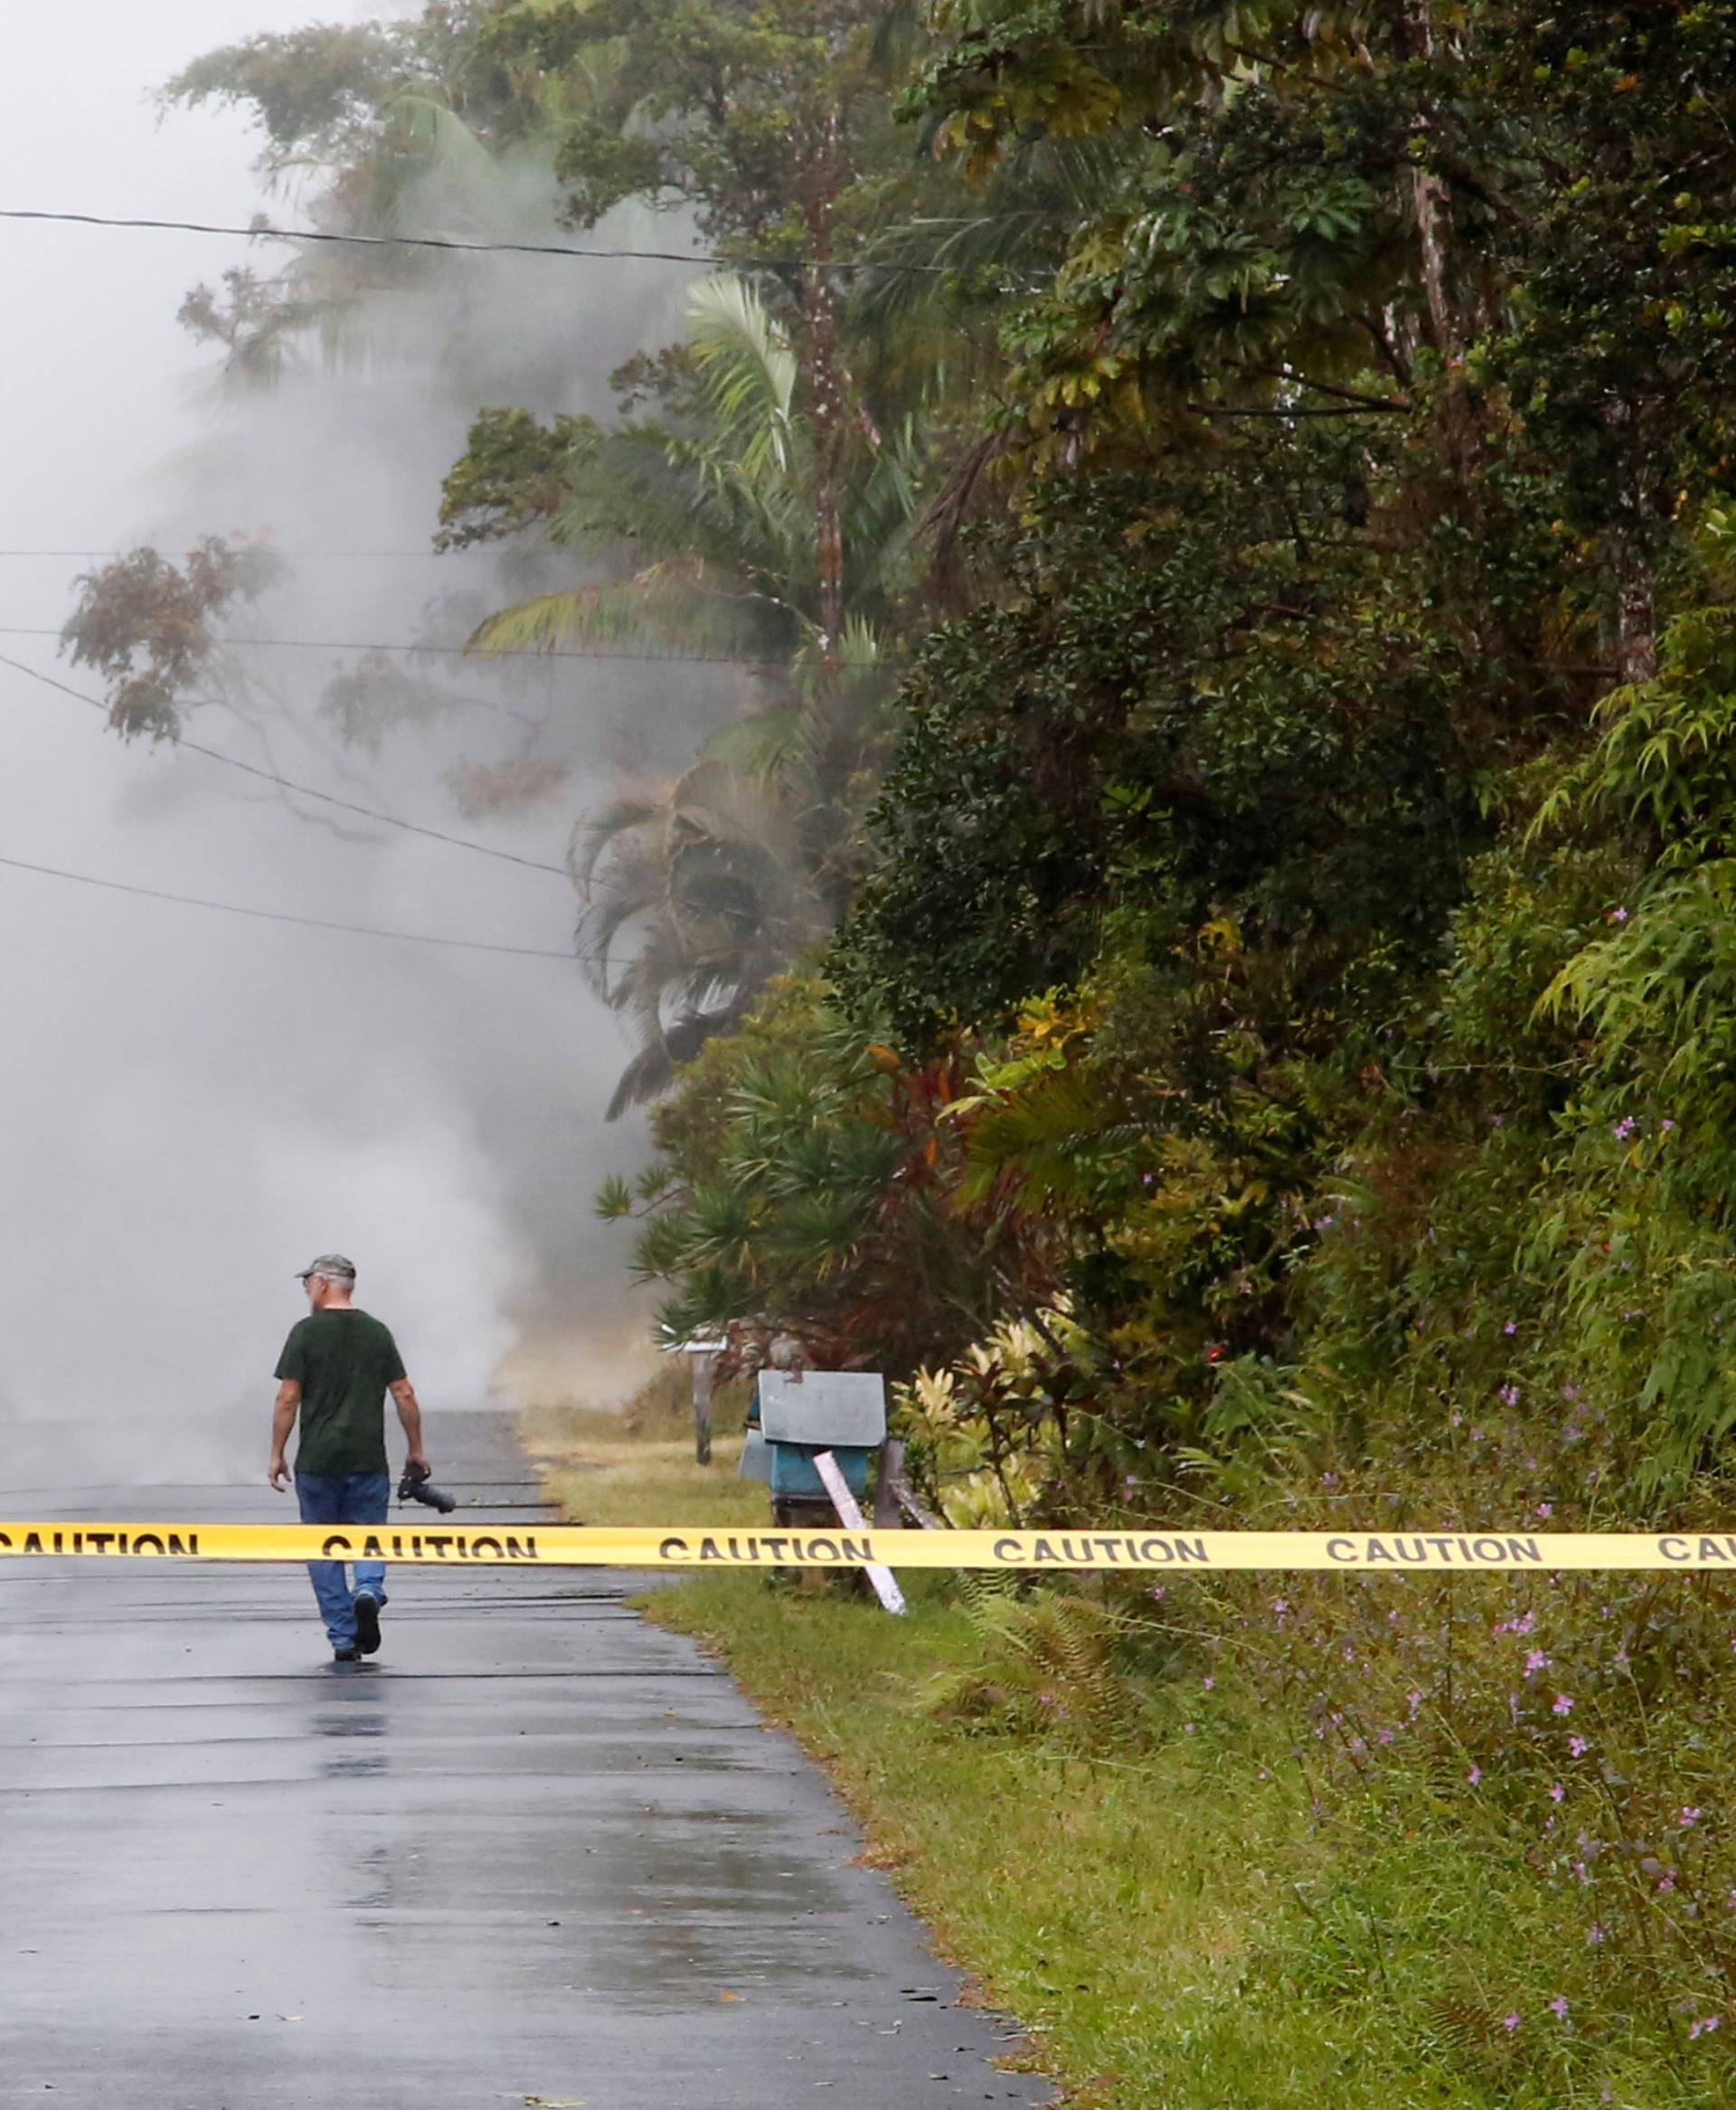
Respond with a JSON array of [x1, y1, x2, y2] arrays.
[[959, 1069, 1137, 1208], [466, 563, 787, 659], [686, 274, 797, 478]]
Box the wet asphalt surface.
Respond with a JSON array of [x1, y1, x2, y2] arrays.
[[0, 1413, 1050, 2110]]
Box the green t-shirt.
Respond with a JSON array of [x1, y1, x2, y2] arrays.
[[275, 1308, 407, 1477]]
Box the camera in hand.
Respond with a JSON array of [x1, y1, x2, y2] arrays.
[[397, 1461, 458, 1514]]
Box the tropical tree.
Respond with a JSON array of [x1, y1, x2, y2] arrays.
[[444, 272, 920, 662], [61, 538, 285, 740], [910, 0, 1736, 679], [441, 271, 923, 1108], [597, 974, 1066, 1377], [163, 7, 629, 386]]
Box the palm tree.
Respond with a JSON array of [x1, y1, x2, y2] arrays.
[[468, 273, 921, 1112], [576, 629, 900, 1113], [468, 273, 918, 663]]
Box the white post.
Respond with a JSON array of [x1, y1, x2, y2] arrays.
[[814, 1449, 906, 1615]]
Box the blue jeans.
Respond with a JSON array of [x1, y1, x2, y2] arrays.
[[296, 1471, 391, 1651]]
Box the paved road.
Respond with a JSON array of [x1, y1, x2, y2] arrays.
[[0, 1413, 1049, 2110]]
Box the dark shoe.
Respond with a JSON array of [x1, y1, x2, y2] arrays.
[[353, 1594, 382, 1656], [333, 1645, 362, 1663]]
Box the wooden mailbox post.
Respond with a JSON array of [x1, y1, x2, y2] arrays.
[[665, 1335, 726, 1465]]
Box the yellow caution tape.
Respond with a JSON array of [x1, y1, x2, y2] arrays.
[[5, 1523, 1736, 1569]]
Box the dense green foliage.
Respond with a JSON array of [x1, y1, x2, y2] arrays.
[[573, 0, 1736, 2083]]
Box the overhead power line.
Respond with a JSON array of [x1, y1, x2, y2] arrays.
[[0, 848, 580, 959], [0, 651, 571, 880], [0, 206, 943, 275], [0, 623, 903, 670], [0, 549, 446, 560]]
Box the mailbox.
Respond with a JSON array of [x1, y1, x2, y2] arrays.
[[757, 1371, 886, 1446], [753, 1371, 885, 1505]]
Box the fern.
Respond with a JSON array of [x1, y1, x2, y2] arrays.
[[926, 1584, 1141, 1748]]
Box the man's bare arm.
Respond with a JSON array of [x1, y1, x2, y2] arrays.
[[269, 1379, 300, 1490], [390, 1377, 429, 1475]]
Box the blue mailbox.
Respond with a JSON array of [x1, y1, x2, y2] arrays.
[[748, 1370, 886, 1503]]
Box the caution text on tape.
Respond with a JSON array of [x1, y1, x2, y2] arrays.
[[8, 1524, 1736, 1569]]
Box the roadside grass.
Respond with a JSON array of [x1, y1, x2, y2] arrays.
[[528, 1424, 1713, 2108], [644, 1575, 1661, 2110], [524, 1370, 760, 1533], [537, 1431, 767, 1532]]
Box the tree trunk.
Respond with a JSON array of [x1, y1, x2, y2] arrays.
[[1611, 525, 1659, 686], [801, 110, 846, 671], [1401, 0, 1483, 482], [1603, 401, 1663, 687]]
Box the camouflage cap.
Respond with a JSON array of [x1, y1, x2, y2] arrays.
[[295, 1253, 356, 1282]]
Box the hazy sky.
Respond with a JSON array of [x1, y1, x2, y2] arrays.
[[0, 3, 698, 1481]]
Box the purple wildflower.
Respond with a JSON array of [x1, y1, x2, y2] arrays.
[[1552, 1693, 1575, 1715], [1549, 1995, 1570, 2020], [1550, 1783, 1565, 1802], [1569, 1735, 1590, 1757], [1524, 1649, 1552, 1678], [1467, 1765, 1482, 1785], [1502, 2011, 1522, 2032], [1691, 2017, 1722, 2039], [1679, 1807, 1703, 1828]]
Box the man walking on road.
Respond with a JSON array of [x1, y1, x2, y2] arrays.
[[269, 1254, 429, 1663]]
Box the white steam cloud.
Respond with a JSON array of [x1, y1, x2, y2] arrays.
[[0, 0, 715, 1487]]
